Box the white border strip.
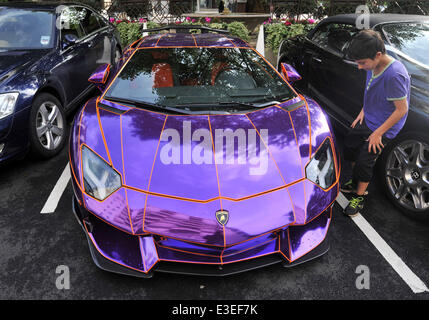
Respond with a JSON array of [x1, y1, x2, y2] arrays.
[[336, 192, 429, 294], [41, 163, 71, 214], [256, 24, 265, 57]]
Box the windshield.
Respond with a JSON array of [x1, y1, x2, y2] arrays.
[[104, 47, 296, 110], [0, 7, 54, 49], [383, 22, 429, 65]]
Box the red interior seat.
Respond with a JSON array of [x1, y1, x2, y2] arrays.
[[152, 63, 174, 88]]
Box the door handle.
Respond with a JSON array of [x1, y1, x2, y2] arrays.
[[312, 57, 322, 63]]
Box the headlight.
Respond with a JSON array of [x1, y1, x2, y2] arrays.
[[82, 146, 121, 201], [305, 138, 336, 189], [0, 93, 19, 120]]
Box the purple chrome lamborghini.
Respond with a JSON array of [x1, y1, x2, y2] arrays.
[[70, 26, 340, 277]]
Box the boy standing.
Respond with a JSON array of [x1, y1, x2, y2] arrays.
[[342, 29, 410, 216]]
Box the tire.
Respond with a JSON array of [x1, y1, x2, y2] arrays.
[[29, 93, 68, 159], [378, 133, 429, 222]]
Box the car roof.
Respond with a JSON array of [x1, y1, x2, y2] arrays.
[[138, 32, 251, 49], [0, 2, 94, 10], [319, 13, 429, 28]]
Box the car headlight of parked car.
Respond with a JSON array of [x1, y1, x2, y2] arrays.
[[305, 139, 335, 189], [82, 146, 121, 201], [0, 93, 19, 120]]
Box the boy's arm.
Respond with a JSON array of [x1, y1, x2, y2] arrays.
[[367, 98, 408, 153], [351, 108, 364, 128]]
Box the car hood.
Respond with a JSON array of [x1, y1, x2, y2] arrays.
[[0, 50, 46, 85], [75, 97, 336, 245]]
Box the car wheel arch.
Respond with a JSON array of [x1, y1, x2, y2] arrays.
[[377, 131, 429, 221], [34, 84, 66, 109]]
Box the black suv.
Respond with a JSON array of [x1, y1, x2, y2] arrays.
[[277, 14, 429, 220]]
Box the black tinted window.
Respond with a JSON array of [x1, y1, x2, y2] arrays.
[[97, 15, 108, 28], [60, 6, 85, 41], [78, 8, 101, 34], [383, 23, 429, 65], [311, 23, 359, 54]]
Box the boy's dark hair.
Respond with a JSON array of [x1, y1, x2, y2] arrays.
[[347, 29, 386, 60]]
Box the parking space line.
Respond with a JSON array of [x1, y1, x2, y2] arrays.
[[40, 163, 71, 214], [336, 192, 429, 294]]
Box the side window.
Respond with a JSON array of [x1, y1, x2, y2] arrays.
[[78, 8, 101, 35], [97, 14, 109, 28], [60, 6, 85, 42], [311, 24, 330, 48], [311, 23, 359, 54]]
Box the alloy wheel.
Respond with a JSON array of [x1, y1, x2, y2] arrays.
[[385, 139, 429, 212], [36, 102, 64, 151]]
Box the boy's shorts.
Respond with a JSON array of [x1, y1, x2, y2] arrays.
[[343, 121, 391, 183]]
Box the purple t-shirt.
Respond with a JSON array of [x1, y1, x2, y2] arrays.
[[364, 58, 410, 139]]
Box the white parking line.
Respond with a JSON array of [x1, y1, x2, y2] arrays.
[[336, 192, 429, 294], [40, 163, 71, 214]]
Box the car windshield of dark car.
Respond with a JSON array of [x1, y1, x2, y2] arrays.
[[104, 47, 296, 110], [0, 7, 54, 50], [383, 23, 429, 66]]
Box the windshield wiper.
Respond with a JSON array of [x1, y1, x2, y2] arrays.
[[104, 97, 192, 115], [176, 101, 260, 109]]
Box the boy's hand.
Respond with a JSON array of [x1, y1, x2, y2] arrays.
[[351, 111, 364, 128], [367, 130, 384, 154]]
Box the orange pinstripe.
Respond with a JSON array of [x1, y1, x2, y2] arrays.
[[142, 116, 168, 233]]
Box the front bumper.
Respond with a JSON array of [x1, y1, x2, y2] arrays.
[[73, 196, 332, 277], [0, 108, 30, 163]]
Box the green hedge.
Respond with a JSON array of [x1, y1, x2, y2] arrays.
[[264, 19, 316, 54], [171, 19, 250, 42], [113, 19, 251, 46], [115, 21, 160, 47]]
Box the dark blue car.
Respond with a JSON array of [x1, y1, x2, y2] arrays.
[[0, 2, 122, 162]]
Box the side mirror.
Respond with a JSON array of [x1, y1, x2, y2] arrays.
[[62, 33, 78, 50], [89, 63, 111, 84], [281, 63, 302, 83], [88, 64, 111, 91]]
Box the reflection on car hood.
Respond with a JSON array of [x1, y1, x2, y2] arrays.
[[97, 99, 311, 199], [74, 97, 335, 245], [0, 50, 45, 85]]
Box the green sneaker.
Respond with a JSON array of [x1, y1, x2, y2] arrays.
[[344, 195, 365, 217], [340, 179, 355, 193]]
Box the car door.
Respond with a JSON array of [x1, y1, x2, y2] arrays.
[[54, 5, 93, 107], [304, 25, 333, 102], [77, 6, 112, 69], [96, 12, 120, 65], [307, 22, 366, 126]]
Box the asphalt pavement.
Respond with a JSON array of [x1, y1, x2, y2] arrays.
[[0, 114, 428, 300]]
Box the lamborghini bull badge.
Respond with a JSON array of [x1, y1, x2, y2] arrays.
[[216, 210, 229, 226]]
